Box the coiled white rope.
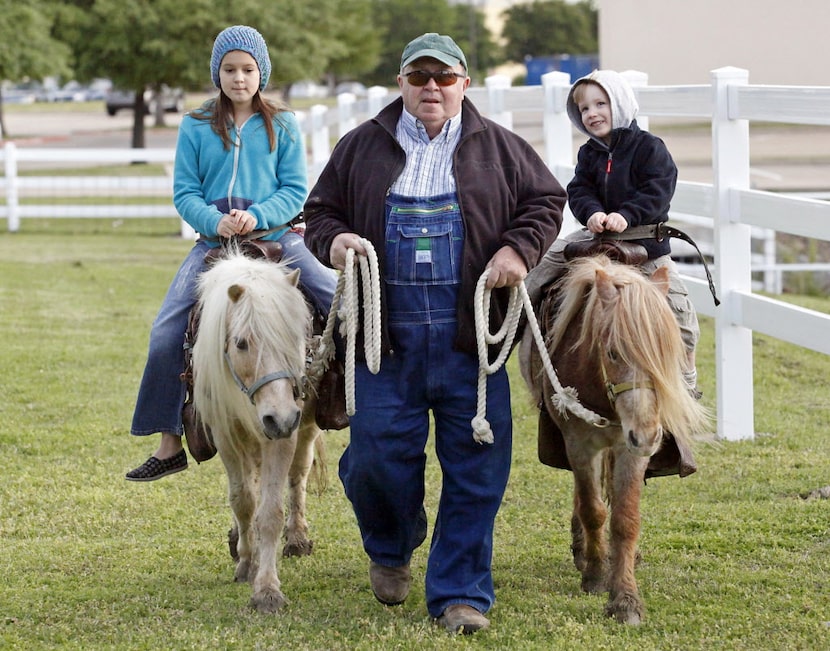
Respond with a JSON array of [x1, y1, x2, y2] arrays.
[[309, 238, 382, 416], [471, 268, 610, 444]]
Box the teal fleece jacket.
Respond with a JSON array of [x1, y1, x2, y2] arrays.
[[173, 109, 307, 245]]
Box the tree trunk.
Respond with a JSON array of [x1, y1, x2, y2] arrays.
[[153, 87, 166, 128], [0, 90, 7, 139], [131, 91, 147, 149]]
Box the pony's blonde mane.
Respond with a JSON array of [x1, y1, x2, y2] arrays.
[[549, 255, 710, 441], [193, 253, 310, 439]]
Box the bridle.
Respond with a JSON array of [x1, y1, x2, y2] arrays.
[[598, 351, 654, 407], [223, 350, 303, 404]]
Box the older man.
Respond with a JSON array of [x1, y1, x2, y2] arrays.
[[304, 33, 566, 634]]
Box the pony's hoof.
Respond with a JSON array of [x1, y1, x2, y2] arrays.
[[228, 527, 239, 562], [234, 561, 251, 583], [605, 594, 644, 625], [250, 590, 287, 614], [581, 575, 606, 594], [283, 539, 314, 557]]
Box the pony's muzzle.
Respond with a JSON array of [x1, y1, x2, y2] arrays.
[[627, 427, 662, 457], [262, 408, 302, 440]]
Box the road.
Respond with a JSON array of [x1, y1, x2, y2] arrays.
[[4, 106, 830, 193], [3, 108, 181, 148]]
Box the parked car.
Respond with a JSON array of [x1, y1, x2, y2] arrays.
[[290, 80, 328, 99], [105, 86, 184, 116], [1, 82, 37, 105], [40, 80, 89, 102], [334, 81, 367, 97]]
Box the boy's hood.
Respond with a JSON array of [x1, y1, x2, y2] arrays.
[[566, 69, 639, 140]]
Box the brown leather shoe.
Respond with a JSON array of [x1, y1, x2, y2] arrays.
[[436, 604, 490, 634], [369, 562, 411, 606]]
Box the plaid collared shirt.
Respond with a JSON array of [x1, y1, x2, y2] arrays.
[[390, 108, 462, 198]]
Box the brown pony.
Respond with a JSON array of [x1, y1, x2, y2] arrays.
[[193, 252, 325, 613], [520, 254, 710, 624]]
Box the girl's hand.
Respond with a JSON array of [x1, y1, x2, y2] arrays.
[[228, 209, 257, 235], [216, 214, 239, 238]]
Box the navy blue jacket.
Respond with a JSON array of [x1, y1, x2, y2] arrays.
[[567, 120, 677, 259]]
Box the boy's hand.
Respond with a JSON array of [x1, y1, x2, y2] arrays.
[[587, 211, 627, 233]]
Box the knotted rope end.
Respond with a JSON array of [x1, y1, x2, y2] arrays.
[[471, 416, 494, 445], [550, 386, 580, 418]]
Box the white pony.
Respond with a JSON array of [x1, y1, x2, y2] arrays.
[[193, 251, 324, 613]]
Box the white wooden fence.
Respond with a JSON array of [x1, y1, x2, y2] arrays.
[[2, 66, 830, 442]]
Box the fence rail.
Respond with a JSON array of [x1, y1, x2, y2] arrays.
[[3, 66, 829, 441]]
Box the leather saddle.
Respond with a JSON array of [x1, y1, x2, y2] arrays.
[[563, 234, 648, 265]]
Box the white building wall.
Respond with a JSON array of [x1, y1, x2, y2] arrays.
[[596, 0, 829, 85]]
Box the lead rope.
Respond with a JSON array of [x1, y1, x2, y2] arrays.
[[471, 268, 610, 444], [309, 239, 382, 416]]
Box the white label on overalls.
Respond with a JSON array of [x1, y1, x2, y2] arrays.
[[416, 250, 432, 264]]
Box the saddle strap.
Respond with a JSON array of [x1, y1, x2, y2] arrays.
[[599, 223, 720, 306]]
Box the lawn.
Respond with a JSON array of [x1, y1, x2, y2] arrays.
[[0, 219, 828, 650]]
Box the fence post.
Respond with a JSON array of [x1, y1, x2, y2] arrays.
[[337, 93, 357, 140], [367, 86, 388, 118], [485, 74, 512, 130], [541, 71, 579, 236], [541, 71, 573, 176], [622, 70, 649, 132], [309, 104, 330, 181], [4, 142, 20, 232], [711, 66, 755, 441]]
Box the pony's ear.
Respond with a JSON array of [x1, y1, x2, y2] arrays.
[[285, 268, 301, 287], [595, 268, 619, 305], [650, 265, 671, 296], [228, 284, 245, 303]]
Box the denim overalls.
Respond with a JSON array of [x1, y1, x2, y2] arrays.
[[339, 193, 513, 617]]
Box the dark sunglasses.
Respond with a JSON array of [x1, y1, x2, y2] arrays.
[[403, 70, 466, 87]]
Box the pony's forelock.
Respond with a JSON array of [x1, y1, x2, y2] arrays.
[[551, 255, 711, 441], [193, 254, 310, 438]]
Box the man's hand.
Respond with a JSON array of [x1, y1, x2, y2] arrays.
[[330, 232, 368, 271], [485, 246, 527, 289]]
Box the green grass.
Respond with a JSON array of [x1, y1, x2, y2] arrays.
[[1, 220, 828, 650]]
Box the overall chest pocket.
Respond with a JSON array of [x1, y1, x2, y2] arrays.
[[386, 218, 464, 285]]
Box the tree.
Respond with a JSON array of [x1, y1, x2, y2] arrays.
[[501, 0, 597, 63], [448, 2, 503, 84], [365, 0, 458, 87], [0, 0, 71, 138], [56, 0, 221, 147], [320, 0, 382, 92], [56, 0, 381, 146]]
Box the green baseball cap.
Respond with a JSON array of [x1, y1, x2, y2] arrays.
[[401, 33, 467, 71]]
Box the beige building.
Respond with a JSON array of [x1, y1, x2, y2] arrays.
[[477, 0, 827, 86], [596, 0, 829, 85]]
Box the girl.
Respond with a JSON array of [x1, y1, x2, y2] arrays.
[[127, 25, 337, 481]]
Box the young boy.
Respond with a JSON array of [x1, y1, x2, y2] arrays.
[[527, 69, 700, 395]]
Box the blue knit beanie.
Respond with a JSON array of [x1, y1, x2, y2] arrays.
[[210, 25, 271, 91]]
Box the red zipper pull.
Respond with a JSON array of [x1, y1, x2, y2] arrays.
[[606, 154, 613, 174]]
